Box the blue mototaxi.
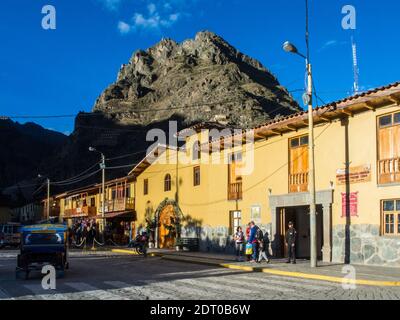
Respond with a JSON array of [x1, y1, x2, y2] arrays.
[[16, 224, 69, 279]]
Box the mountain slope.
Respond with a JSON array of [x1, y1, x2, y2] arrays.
[[93, 31, 300, 128], [0, 119, 67, 189]]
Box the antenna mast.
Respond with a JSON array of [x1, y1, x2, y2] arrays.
[[351, 35, 360, 94]]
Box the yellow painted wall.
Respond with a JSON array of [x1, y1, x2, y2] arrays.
[[134, 103, 400, 234]]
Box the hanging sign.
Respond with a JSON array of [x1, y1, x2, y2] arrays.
[[336, 164, 371, 185]]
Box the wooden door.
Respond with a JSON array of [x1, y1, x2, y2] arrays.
[[158, 205, 176, 249]]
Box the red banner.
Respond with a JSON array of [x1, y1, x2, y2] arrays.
[[341, 192, 359, 217]]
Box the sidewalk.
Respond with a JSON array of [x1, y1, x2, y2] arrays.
[[112, 247, 400, 287]]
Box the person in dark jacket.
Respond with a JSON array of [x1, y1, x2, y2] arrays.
[[285, 221, 297, 264], [247, 221, 259, 263]]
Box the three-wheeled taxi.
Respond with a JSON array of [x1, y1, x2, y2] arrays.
[[16, 223, 69, 279]]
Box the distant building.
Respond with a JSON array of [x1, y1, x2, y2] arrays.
[[12, 203, 43, 224]]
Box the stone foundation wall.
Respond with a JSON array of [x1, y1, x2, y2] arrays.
[[332, 224, 400, 267], [181, 223, 272, 254]]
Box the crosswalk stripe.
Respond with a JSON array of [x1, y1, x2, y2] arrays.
[[148, 280, 223, 300], [0, 288, 10, 300], [175, 277, 254, 295], [232, 274, 334, 292], [104, 281, 171, 300], [159, 268, 235, 278], [65, 282, 128, 300], [207, 276, 296, 294], [22, 284, 70, 300]]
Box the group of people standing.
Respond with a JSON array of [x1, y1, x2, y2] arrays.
[[69, 218, 97, 247], [233, 221, 297, 264]]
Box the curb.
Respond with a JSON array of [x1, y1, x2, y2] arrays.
[[112, 249, 400, 287]]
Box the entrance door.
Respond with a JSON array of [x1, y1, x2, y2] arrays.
[[158, 205, 176, 249], [280, 206, 323, 259]]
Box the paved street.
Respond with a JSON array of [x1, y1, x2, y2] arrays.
[[1, 250, 400, 300]]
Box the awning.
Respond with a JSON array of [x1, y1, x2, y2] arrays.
[[95, 210, 136, 220]]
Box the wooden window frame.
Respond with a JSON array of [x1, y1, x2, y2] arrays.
[[229, 210, 242, 235], [143, 179, 149, 196], [192, 141, 201, 161], [164, 174, 172, 192], [377, 111, 400, 185], [288, 134, 309, 193], [381, 199, 400, 236], [193, 166, 201, 186]]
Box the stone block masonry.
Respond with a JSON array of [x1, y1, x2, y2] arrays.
[[332, 224, 400, 267]]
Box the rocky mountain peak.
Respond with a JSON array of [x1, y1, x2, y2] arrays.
[[94, 30, 300, 128]]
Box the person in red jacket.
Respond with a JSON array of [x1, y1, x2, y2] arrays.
[[245, 223, 251, 261]]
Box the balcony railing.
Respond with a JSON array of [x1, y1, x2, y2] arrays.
[[228, 182, 243, 200], [101, 197, 135, 213], [64, 206, 97, 218], [379, 157, 400, 184], [289, 172, 309, 193]]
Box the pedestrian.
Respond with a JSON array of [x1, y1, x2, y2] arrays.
[[234, 226, 244, 261], [247, 221, 259, 263], [286, 221, 297, 264], [89, 225, 97, 247], [245, 223, 251, 261], [258, 231, 270, 263]]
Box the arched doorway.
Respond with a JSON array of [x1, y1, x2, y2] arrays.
[[158, 204, 176, 249]]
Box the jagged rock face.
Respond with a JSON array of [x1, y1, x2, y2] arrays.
[[93, 31, 300, 128]]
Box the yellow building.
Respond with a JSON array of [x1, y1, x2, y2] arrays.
[[129, 82, 400, 267], [56, 176, 136, 244]]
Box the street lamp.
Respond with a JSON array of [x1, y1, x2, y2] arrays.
[[283, 40, 317, 268], [89, 147, 106, 241]]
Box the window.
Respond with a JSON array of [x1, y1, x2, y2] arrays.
[[193, 166, 200, 186], [382, 200, 400, 236], [90, 197, 95, 207], [379, 115, 392, 128], [229, 211, 241, 235], [126, 186, 131, 198], [193, 141, 201, 161], [164, 174, 172, 192], [377, 112, 400, 184], [289, 135, 309, 193], [143, 179, 149, 195], [228, 152, 243, 200]]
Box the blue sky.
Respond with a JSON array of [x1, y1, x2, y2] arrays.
[[0, 0, 399, 134]]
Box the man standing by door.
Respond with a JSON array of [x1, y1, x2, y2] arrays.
[[286, 221, 297, 264]]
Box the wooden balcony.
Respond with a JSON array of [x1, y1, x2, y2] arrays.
[[102, 197, 135, 213], [289, 172, 309, 193], [64, 206, 97, 218], [379, 157, 400, 184], [228, 182, 243, 200]]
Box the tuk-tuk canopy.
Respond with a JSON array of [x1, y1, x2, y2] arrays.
[[22, 224, 67, 233]]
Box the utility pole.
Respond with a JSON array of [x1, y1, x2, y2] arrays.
[[282, 0, 318, 268], [101, 153, 106, 241], [89, 146, 106, 242], [307, 63, 317, 268], [47, 178, 50, 221]]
